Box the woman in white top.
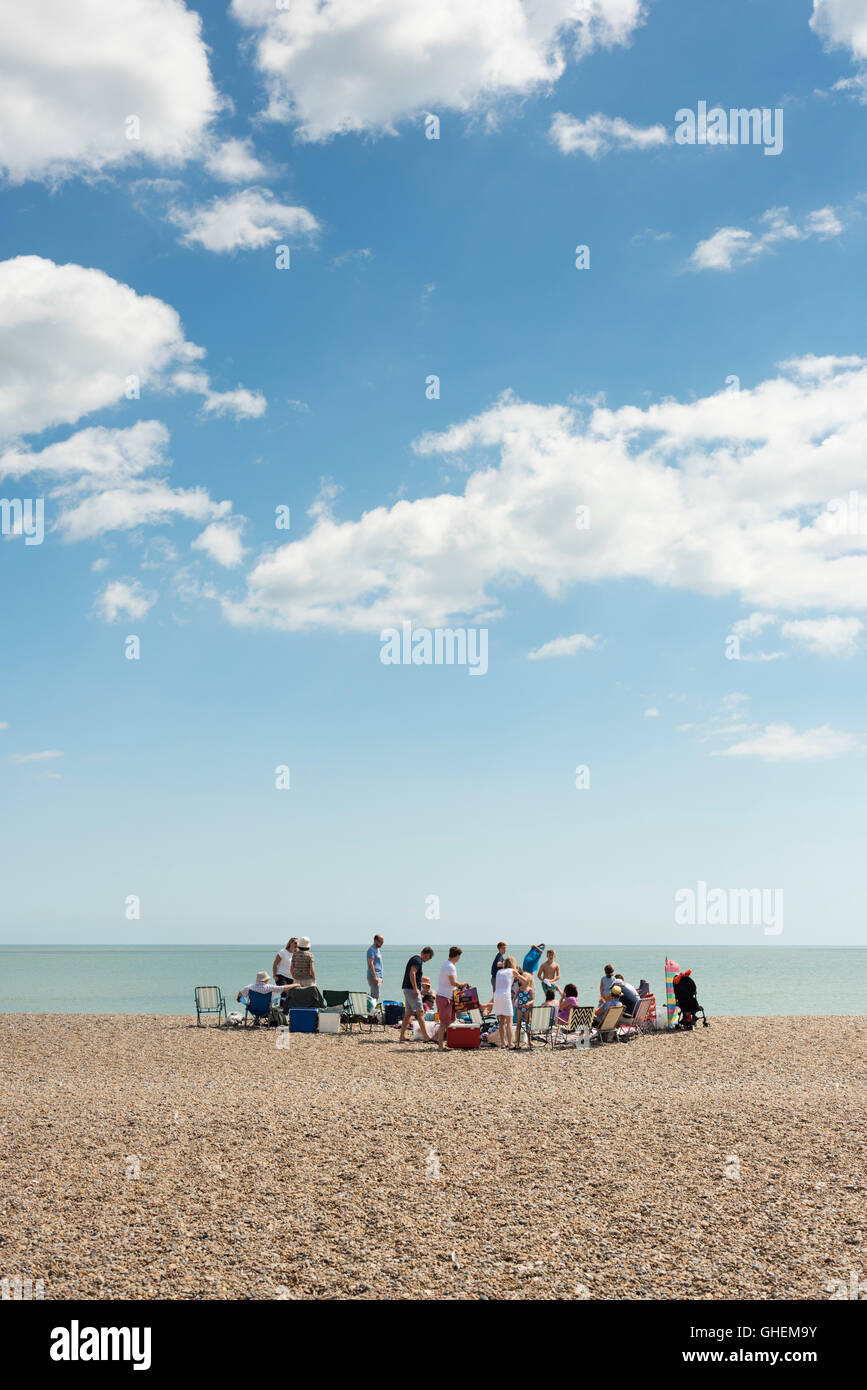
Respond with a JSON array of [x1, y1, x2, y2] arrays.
[[272, 937, 298, 985], [491, 955, 519, 1049]]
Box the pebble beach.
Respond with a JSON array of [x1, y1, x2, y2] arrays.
[[1, 1014, 865, 1302]]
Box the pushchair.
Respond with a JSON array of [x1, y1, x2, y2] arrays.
[[672, 970, 709, 1029]]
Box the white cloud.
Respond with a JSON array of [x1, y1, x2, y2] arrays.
[[10, 749, 63, 764], [230, 0, 646, 141], [779, 615, 862, 655], [0, 256, 264, 439], [192, 522, 246, 568], [644, 706, 660, 717], [715, 722, 859, 761], [328, 248, 374, 270], [0, 0, 219, 184], [549, 111, 667, 157], [60, 481, 231, 543], [526, 633, 599, 660], [204, 138, 268, 183], [811, 0, 867, 61], [690, 205, 845, 271], [731, 610, 861, 657], [94, 578, 157, 622], [170, 188, 320, 253], [0, 419, 235, 543], [169, 370, 266, 419], [221, 357, 867, 633]]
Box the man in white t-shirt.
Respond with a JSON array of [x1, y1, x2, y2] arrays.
[[435, 947, 468, 1051]]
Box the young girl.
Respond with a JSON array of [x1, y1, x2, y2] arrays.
[[557, 982, 580, 1025], [512, 968, 535, 1050]]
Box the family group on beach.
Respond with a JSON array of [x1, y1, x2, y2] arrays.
[[236, 936, 661, 1043], [368, 937, 647, 1050]]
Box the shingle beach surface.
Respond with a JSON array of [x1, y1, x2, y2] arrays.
[[1, 1014, 864, 1301]]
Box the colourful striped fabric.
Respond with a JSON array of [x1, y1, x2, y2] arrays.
[[665, 957, 680, 1028]]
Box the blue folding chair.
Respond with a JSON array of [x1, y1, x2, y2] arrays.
[[243, 989, 273, 1028]]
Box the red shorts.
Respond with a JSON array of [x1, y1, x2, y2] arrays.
[[436, 994, 455, 1026]]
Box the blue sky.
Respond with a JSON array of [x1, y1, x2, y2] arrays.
[[1, 0, 867, 945]]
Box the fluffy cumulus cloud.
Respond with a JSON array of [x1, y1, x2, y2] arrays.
[[230, 0, 646, 140], [94, 578, 158, 622], [690, 205, 844, 271], [0, 0, 220, 184], [221, 357, 867, 633], [203, 138, 269, 184], [526, 633, 599, 659], [0, 256, 264, 439], [192, 521, 246, 568], [549, 111, 667, 157], [170, 188, 320, 253], [811, 0, 867, 60]]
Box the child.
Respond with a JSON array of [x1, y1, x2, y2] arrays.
[[557, 982, 579, 1024], [513, 968, 535, 1050]]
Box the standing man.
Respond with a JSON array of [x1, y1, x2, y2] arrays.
[[490, 941, 507, 992], [435, 946, 468, 1051], [366, 934, 384, 1000], [399, 946, 435, 1042]]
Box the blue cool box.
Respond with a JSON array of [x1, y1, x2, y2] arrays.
[[289, 1008, 318, 1033]]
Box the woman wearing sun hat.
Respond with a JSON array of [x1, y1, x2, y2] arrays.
[[290, 937, 316, 986]]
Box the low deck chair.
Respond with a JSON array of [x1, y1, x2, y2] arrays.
[[194, 986, 226, 1028], [528, 1004, 556, 1048], [243, 989, 273, 1028], [322, 989, 349, 1009], [554, 1004, 595, 1048], [621, 996, 654, 1037], [593, 1003, 625, 1043]]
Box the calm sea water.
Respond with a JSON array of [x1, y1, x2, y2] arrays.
[[0, 945, 864, 1016]]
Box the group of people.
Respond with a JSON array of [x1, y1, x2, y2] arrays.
[[236, 935, 650, 1044], [388, 941, 650, 1050], [236, 936, 317, 1010]]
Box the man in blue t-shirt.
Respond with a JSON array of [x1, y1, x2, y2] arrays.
[[522, 943, 545, 974], [490, 941, 507, 990], [366, 935, 384, 999]]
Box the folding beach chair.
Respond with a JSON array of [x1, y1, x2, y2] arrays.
[[621, 996, 654, 1038], [465, 1007, 498, 1038], [194, 986, 226, 1028], [554, 1005, 594, 1048], [322, 989, 349, 1009], [593, 1003, 625, 1043], [528, 1004, 556, 1048], [243, 990, 273, 1028], [345, 991, 376, 1034]]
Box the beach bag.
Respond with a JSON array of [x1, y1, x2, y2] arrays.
[[446, 1024, 480, 1050], [268, 1006, 284, 1026], [384, 1001, 403, 1026], [453, 985, 480, 1011]]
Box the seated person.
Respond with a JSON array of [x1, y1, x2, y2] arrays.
[[557, 982, 580, 1024], [421, 990, 437, 1021], [614, 974, 640, 1015], [237, 970, 289, 1009], [594, 983, 623, 1024], [543, 987, 557, 1021]]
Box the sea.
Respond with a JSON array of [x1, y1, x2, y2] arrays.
[[0, 944, 864, 1016]]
